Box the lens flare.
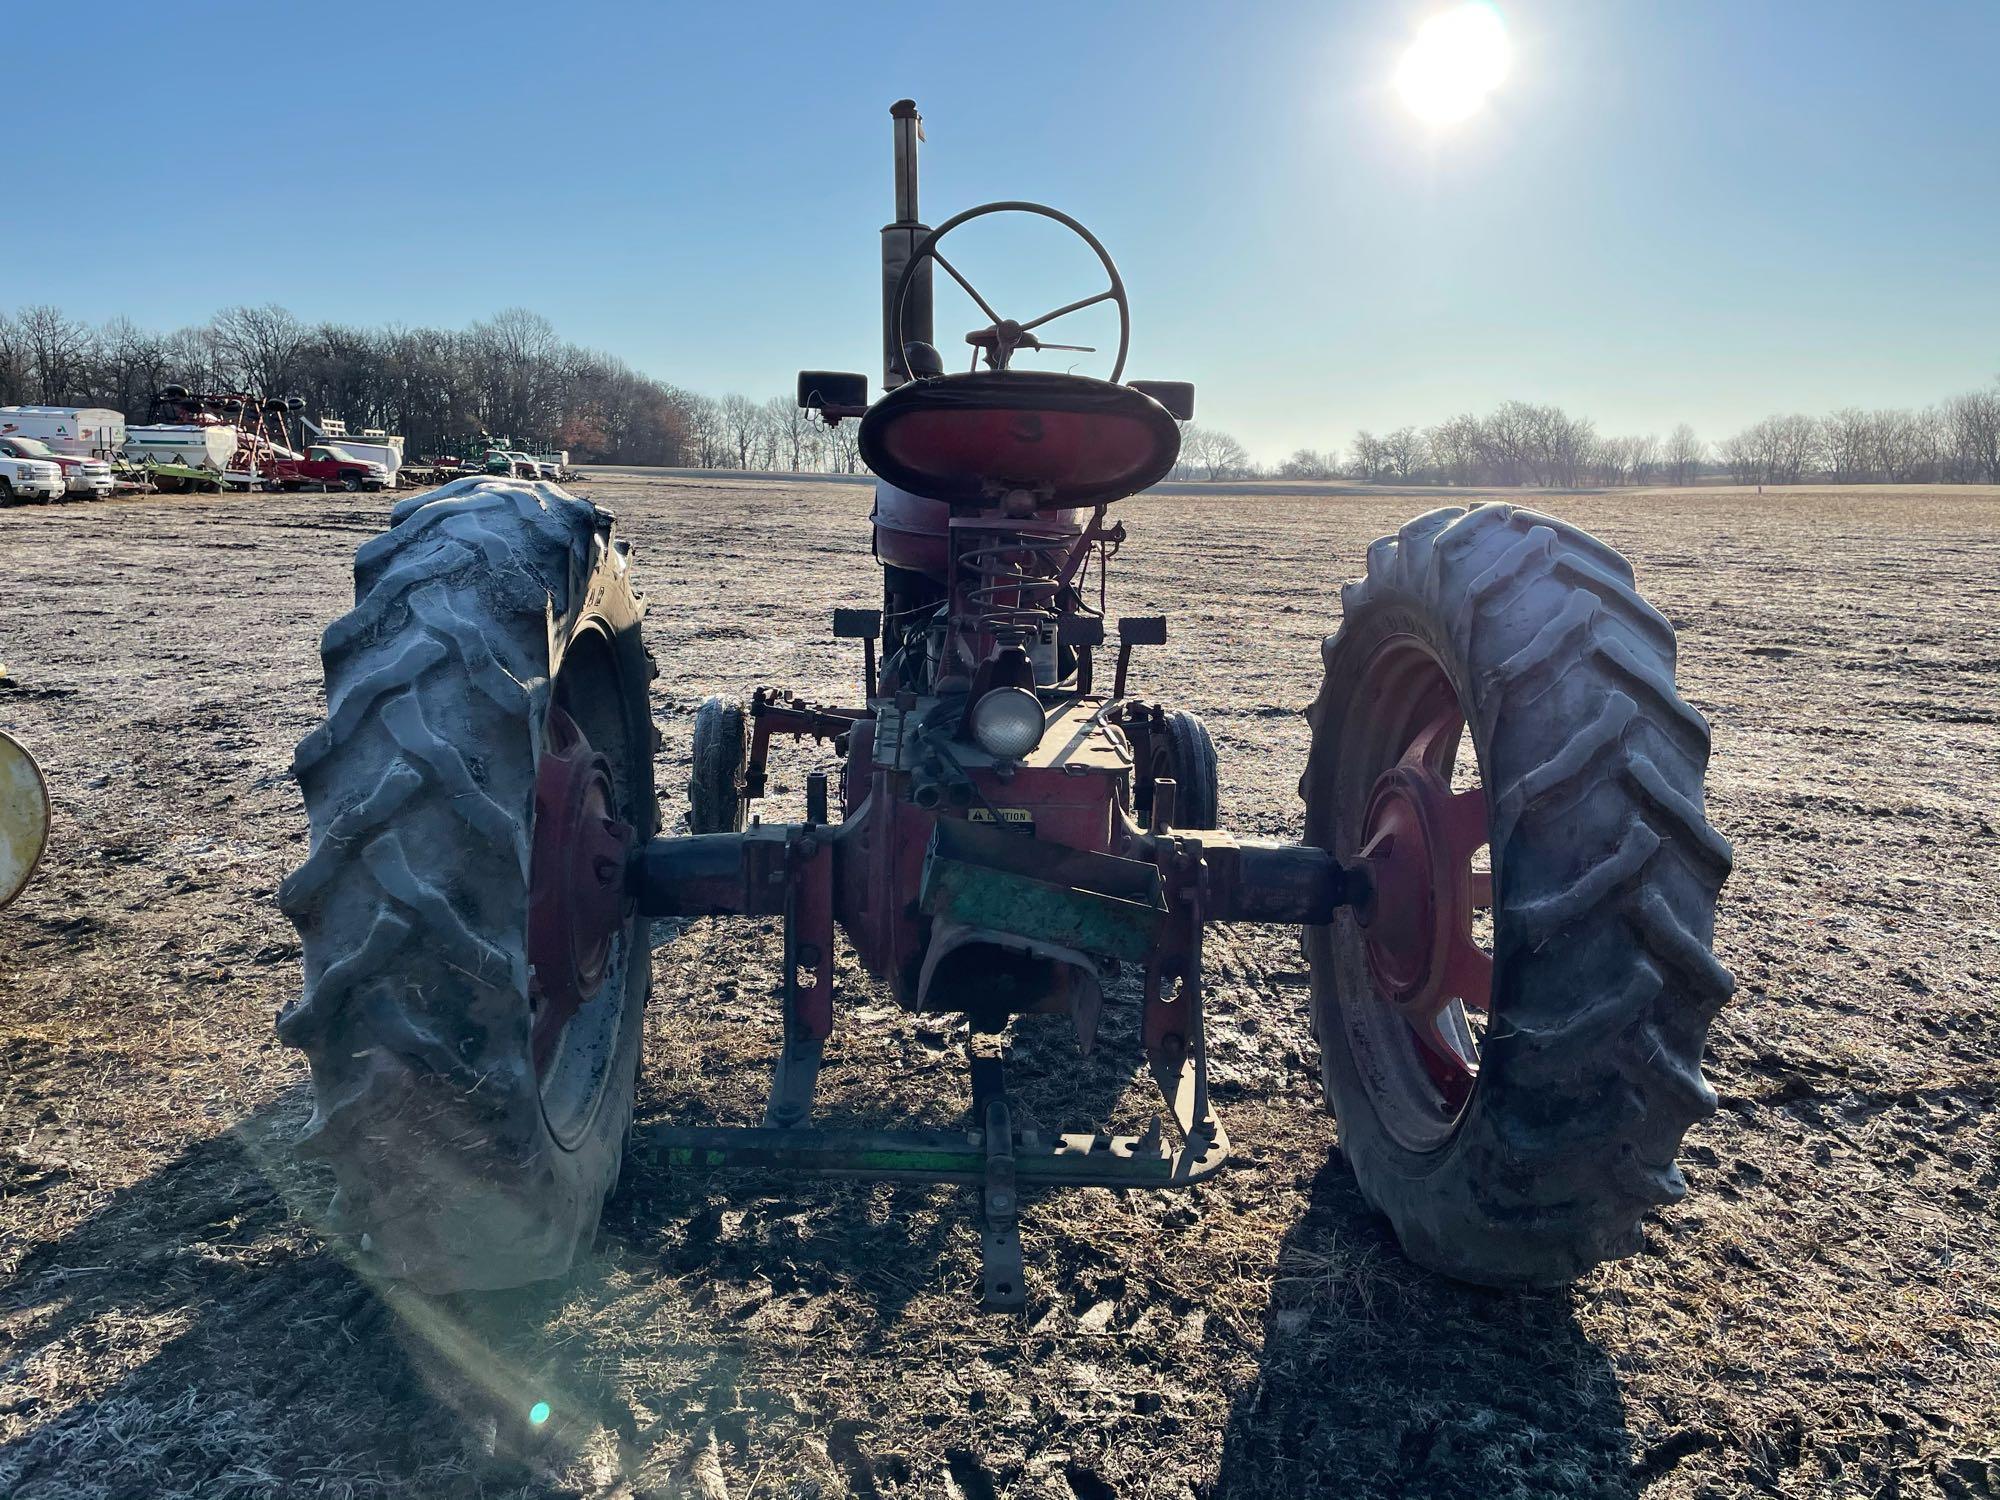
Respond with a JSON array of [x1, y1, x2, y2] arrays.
[[529, 1401, 552, 1427], [1395, 4, 1510, 127]]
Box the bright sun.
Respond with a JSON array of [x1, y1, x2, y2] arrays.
[[1395, 4, 1510, 128]]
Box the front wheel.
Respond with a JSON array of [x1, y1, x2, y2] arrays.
[[279, 478, 656, 1291], [687, 696, 748, 833], [1131, 707, 1219, 829], [1302, 504, 1733, 1286], [340, 474, 362, 492]]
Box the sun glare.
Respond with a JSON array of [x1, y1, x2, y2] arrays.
[[1395, 4, 1510, 128]]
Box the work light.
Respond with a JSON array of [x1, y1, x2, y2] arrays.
[[969, 686, 1045, 759]]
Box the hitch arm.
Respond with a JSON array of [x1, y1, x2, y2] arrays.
[[1131, 830, 1368, 927], [632, 828, 793, 919], [1205, 839, 1369, 925]]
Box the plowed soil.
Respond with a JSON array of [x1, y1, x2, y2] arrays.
[[2, 475, 1996, 1499]]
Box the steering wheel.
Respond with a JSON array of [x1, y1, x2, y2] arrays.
[[891, 201, 1131, 383]]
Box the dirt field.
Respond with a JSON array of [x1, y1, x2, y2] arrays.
[[2, 474, 1996, 1499]]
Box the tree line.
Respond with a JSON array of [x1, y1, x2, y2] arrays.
[[7, 302, 1994, 484], [1173, 385, 2000, 487], [0, 301, 887, 472]]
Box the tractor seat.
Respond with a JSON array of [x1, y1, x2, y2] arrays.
[[858, 370, 1182, 509]]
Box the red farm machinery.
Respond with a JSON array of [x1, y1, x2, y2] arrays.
[[279, 101, 1732, 1308]]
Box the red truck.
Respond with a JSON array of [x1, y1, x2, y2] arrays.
[[276, 443, 390, 492]]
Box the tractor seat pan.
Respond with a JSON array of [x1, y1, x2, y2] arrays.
[[858, 370, 1182, 509]]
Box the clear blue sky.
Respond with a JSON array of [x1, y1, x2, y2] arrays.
[[6, 0, 1995, 459]]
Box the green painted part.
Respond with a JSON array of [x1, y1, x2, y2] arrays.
[[670, 1143, 983, 1173], [652, 1125, 1204, 1187], [920, 856, 1164, 962]]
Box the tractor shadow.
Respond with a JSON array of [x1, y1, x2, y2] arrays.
[[0, 1089, 950, 1498], [1212, 1153, 1640, 1499], [0, 1097, 455, 1497], [2, 1040, 1147, 1497]]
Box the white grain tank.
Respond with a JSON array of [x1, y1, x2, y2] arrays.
[[123, 423, 239, 471]]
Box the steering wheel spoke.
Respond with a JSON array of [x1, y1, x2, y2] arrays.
[[930, 250, 1004, 329], [1020, 287, 1118, 333]]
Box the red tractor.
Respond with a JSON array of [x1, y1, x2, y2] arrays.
[[279, 101, 1731, 1307]]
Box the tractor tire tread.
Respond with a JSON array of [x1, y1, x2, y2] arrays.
[[280, 480, 640, 1292], [1308, 501, 1732, 1286]]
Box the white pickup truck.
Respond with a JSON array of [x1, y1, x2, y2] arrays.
[[0, 450, 65, 503], [0, 435, 114, 498]]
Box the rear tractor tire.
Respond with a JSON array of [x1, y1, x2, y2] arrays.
[[1302, 503, 1733, 1287], [687, 695, 749, 834], [279, 477, 656, 1292]]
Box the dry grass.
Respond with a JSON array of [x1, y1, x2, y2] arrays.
[[1, 476, 1996, 1497]]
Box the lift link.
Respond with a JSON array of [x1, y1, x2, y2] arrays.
[[970, 1052, 1026, 1310]]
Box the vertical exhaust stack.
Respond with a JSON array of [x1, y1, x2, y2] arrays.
[[881, 99, 933, 391]]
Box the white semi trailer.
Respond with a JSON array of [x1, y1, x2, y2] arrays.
[[0, 406, 126, 458]]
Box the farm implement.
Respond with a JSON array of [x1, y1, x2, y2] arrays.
[[279, 101, 1732, 1307], [0, 729, 51, 914]]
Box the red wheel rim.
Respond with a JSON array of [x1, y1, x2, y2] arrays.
[[527, 707, 635, 1076], [1351, 637, 1492, 1118]]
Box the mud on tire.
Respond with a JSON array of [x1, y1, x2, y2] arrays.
[[1303, 503, 1734, 1286], [278, 477, 655, 1293]]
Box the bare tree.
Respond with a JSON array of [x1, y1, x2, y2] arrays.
[[1820, 407, 1873, 483], [1278, 447, 1338, 480], [753, 400, 782, 470], [14, 305, 89, 403], [718, 393, 760, 468], [1662, 424, 1706, 487], [1868, 409, 1921, 482], [682, 394, 722, 467], [93, 317, 171, 418], [1425, 413, 1484, 486], [1541, 409, 1597, 488], [1626, 432, 1660, 486], [1176, 424, 1251, 482], [1716, 430, 1756, 484], [1725, 413, 1822, 485], [1771, 413, 1823, 483], [1382, 426, 1426, 480], [768, 394, 817, 472], [0, 313, 26, 404], [1943, 387, 2000, 483], [1349, 430, 1388, 481], [1590, 435, 1631, 485], [825, 417, 861, 474], [1479, 401, 1537, 485], [209, 304, 308, 396]]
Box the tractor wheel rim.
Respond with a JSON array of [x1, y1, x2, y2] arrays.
[[527, 706, 635, 1077], [1348, 636, 1494, 1124]]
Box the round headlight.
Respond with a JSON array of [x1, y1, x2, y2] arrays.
[[969, 686, 1045, 760]]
